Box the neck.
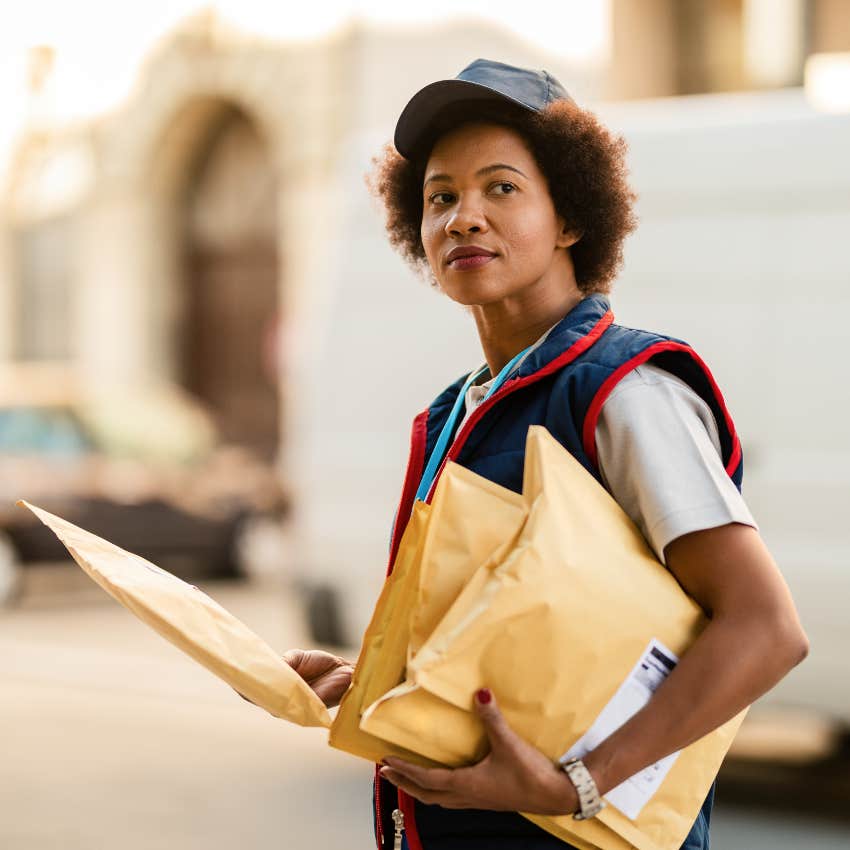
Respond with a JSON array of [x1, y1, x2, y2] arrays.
[[470, 274, 585, 379]]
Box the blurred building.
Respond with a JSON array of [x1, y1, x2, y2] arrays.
[[610, 0, 850, 98], [0, 11, 598, 463]]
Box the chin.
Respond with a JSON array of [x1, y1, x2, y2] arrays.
[[438, 276, 516, 307]]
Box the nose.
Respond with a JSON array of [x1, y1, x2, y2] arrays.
[[444, 193, 488, 237]]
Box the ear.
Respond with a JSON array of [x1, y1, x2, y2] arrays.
[[556, 217, 582, 249]]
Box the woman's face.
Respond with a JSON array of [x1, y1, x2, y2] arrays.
[[420, 121, 579, 308]]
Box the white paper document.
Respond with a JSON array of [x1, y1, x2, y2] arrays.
[[560, 638, 681, 820]]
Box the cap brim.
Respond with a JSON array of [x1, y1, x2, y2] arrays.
[[393, 78, 536, 159]]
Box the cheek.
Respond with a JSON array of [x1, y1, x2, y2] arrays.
[[420, 216, 446, 265], [502, 211, 554, 261], [420, 221, 431, 247]]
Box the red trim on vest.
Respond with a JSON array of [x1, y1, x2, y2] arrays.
[[424, 309, 615, 502], [387, 409, 429, 576], [581, 340, 742, 477], [375, 410, 429, 848], [399, 788, 425, 850], [374, 767, 383, 850]]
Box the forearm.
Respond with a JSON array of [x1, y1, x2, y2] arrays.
[[579, 610, 807, 797]]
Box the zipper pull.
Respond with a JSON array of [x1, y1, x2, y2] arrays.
[[391, 807, 405, 850]]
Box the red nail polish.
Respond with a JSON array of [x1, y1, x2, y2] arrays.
[[476, 688, 492, 704]]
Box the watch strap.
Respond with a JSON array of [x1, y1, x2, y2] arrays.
[[559, 757, 606, 820]]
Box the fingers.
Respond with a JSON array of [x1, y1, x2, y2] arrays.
[[283, 649, 353, 678], [380, 765, 462, 808], [282, 649, 303, 667], [313, 668, 353, 708], [380, 768, 434, 803], [473, 688, 516, 751], [283, 649, 333, 682], [282, 650, 355, 707], [382, 758, 456, 792]]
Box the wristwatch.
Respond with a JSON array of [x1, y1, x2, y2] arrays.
[[559, 757, 606, 820]]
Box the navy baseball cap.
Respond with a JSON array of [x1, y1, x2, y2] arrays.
[[394, 58, 576, 159]]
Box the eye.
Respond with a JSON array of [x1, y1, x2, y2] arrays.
[[427, 191, 455, 205], [491, 181, 516, 195]]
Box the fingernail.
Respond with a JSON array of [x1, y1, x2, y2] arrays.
[[476, 688, 492, 704]]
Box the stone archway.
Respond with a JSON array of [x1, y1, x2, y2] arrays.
[[178, 104, 280, 459]]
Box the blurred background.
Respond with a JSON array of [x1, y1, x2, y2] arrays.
[[1, 1, 849, 847]]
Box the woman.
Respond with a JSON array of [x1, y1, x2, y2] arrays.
[[284, 59, 809, 849]]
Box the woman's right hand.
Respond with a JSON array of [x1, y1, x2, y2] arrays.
[[282, 648, 355, 708]]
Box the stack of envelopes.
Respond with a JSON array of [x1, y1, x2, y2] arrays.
[[329, 425, 747, 850], [21, 424, 747, 850]]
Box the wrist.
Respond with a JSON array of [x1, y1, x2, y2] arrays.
[[540, 761, 581, 815], [559, 757, 606, 820], [580, 747, 613, 797]]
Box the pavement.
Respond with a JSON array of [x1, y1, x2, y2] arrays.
[[0, 567, 373, 850], [1, 565, 849, 850]]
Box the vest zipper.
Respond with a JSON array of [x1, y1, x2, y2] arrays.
[[387, 409, 430, 575], [392, 807, 405, 850]]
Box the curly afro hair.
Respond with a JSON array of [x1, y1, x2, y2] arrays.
[[366, 97, 638, 295]]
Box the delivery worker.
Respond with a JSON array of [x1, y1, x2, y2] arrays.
[[283, 59, 809, 849]]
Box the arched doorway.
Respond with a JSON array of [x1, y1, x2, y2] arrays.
[[179, 104, 280, 460]]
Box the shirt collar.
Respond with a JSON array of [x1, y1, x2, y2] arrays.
[[471, 293, 612, 384], [428, 293, 613, 415]]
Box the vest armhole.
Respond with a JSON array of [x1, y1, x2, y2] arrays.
[[582, 341, 742, 482]]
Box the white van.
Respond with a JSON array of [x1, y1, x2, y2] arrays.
[[294, 87, 850, 734]]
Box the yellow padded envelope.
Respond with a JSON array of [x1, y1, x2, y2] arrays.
[[355, 427, 746, 850], [17, 500, 331, 729]]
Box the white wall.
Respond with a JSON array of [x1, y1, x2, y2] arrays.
[[598, 88, 850, 722]]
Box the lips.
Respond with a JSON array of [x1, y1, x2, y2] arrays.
[[446, 245, 497, 265], [446, 245, 496, 268]]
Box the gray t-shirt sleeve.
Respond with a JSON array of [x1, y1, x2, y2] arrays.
[[594, 362, 758, 565]]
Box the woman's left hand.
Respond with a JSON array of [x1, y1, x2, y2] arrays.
[[379, 688, 580, 815]]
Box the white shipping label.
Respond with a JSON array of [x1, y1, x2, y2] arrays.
[[560, 638, 681, 820]]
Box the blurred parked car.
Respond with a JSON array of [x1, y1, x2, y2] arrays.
[[0, 364, 290, 605]]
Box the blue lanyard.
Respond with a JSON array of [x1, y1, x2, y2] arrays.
[[414, 342, 535, 502]]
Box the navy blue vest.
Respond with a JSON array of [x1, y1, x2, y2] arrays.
[[374, 293, 742, 850]]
